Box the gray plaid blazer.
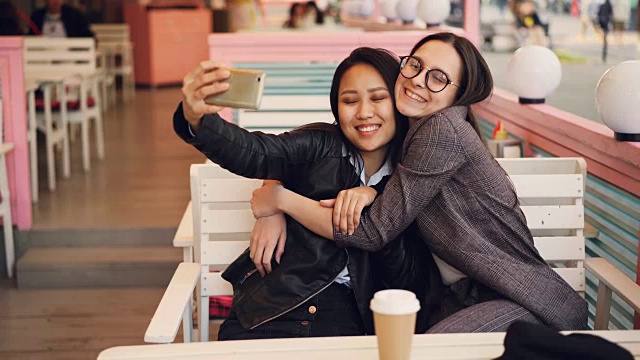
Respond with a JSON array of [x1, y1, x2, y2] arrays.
[[335, 106, 588, 330]]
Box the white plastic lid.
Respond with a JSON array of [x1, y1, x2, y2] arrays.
[[370, 289, 420, 315]]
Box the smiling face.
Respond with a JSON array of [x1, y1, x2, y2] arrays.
[[338, 63, 396, 161], [395, 40, 463, 122]]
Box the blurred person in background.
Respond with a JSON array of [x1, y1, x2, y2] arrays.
[[611, 0, 631, 43], [597, 0, 613, 61], [283, 1, 325, 29], [29, 0, 94, 37], [228, 0, 267, 31], [512, 0, 550, 46], [579, 0, 600, 39]]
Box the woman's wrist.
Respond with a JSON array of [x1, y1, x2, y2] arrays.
[[275, 187, 292, 213]]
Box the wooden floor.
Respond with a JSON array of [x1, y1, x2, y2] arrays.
[[0, 279, 163, 359], [32, 88, 206, 229], [0, 279, 221, 359]]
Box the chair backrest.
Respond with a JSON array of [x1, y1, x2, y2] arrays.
[[190, 164, 260, 297], [23, 37, 96, 74], [90, 24, 131, 45], [497, 157, 587, 295]]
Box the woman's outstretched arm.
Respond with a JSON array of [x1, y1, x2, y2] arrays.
[[175, 61, 339, 181]]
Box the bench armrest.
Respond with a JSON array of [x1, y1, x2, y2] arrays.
[[584, 257, 640, 329], [144, 262, 201, 343]]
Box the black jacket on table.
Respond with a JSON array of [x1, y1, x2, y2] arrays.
[[174, 103, 440, 334], [29, 4, 95, 38]]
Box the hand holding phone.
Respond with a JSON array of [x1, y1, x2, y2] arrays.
[[204, 68, 266, 110], [181, 61, 232, 127]]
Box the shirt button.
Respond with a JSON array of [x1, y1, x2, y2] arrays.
[[308, 306, 317, 314], [301, 321, 310, 325]]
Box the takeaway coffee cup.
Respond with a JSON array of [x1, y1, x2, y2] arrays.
[[370, 290, 420, 360]]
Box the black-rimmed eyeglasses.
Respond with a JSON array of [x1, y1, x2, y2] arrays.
[[399, 56, 459, 93]]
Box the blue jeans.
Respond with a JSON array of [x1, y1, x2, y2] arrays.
[[218, 282, 366, 340]]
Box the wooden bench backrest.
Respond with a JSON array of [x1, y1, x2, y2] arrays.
[[190, 164, 260, 296], [192, 157, 587, 297], [498, 157, 587, 294]]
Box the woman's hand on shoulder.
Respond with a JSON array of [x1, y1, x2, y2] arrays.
[[319, 186, 377, 235], [250, 213, 287, 277], [181, 60, 231, 128]]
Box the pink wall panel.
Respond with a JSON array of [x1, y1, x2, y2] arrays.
[[0, 37, 32, 230]]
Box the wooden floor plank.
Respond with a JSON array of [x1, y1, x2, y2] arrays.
[[32, 88, 206, 229]]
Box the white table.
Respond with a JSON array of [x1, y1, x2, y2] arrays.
[[98, 330, 640, 359]]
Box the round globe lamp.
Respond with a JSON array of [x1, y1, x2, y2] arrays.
[[506, 45, 562, 104], [360, 0, 375, 17], [396, 0, 419, 24], [417, 0, 451, 27], [381, 0, 399, 22], [595, 61, 640, 142]]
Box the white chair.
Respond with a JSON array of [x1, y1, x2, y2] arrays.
[[146, 164, 260, 343], [24, 37, 105, 173], [147, 158, 640, 344], [25, 80, 39, 202], [0, 89, 15, 278], [91, 24, 135, 103]]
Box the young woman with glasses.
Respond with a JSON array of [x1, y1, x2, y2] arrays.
[[251, 32, 588, 333]]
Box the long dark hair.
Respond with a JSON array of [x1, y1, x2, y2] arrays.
[[409, 32, 493, 140], [329, 47, 408, 170]]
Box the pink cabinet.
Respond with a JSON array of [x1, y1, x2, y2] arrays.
[[124, 4, 212, 86]]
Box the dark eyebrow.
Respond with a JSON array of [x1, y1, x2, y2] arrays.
[[412, 55, 454, 80], [368, 87, 388, 93], [340, 87, 389, 96]]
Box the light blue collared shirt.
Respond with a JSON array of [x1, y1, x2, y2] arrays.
[[334, 153, 393, 287]]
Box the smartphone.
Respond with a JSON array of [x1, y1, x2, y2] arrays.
[[204, 68, 266, 110]]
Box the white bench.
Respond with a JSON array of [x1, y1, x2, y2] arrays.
[[152, 157, 640, 344], [147, 164, 261, 343]]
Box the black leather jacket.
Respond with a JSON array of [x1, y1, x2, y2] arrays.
[[174, 104, 439, 333]]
